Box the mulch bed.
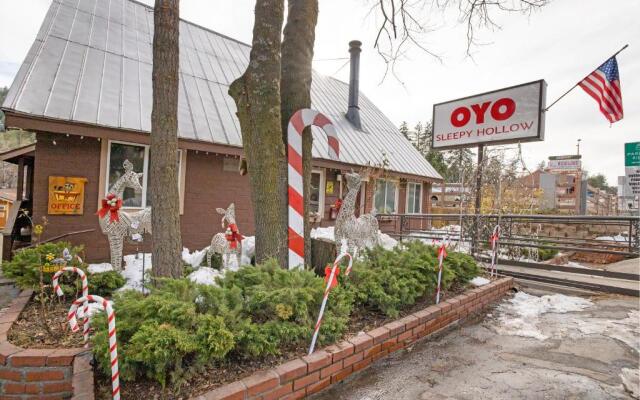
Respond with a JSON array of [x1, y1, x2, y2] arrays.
[[7, 284, 470, 400]]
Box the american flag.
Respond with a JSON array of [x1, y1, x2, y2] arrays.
[[578, 56, 623, 123]]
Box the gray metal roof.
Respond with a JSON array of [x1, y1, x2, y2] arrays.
[[2, 0, 441, 180]]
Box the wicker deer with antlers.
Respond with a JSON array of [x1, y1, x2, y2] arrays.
[[97, 160, 151, 271], [207, 203, 244, 269]]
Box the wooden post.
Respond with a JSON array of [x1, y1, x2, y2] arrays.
[[472, 145, 484, 255], [16, 158, 24, 202]]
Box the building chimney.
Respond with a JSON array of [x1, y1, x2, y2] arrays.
[[346, 40, 362, 129]]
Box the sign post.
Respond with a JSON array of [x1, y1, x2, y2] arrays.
[[432, 80, 547, 256]]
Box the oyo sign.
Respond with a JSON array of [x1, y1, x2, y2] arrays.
[[432, 80, 546, 149]]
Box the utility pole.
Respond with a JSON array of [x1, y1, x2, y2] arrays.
[[472, 144, 485, 255], [577, 138, 581, 155]]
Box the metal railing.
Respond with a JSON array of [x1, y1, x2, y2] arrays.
[[376, 213, 640, 258]]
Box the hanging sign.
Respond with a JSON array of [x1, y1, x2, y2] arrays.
[[432, 80, 547, 150], [48, 176, 87, 215]]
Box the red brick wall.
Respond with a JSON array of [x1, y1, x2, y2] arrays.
[[0, 291, 88, 400], [194, 277, 514, 399]]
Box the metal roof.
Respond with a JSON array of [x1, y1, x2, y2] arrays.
[[2, 0, 442, 180]]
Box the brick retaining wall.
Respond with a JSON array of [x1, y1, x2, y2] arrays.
[[0, 290, 93, 400], [191, 277, 514, 400]]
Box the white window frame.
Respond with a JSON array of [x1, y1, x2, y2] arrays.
[[105, 140, 183, 210], [106, 140, 150, 209], [405, 182, 423, 214], [374, 178, 399, 214], [310, 169, 326, 220]]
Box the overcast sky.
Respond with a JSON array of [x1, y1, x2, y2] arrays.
[[1, 0, 638, 184]]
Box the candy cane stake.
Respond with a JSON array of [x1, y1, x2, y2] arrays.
[[288, 109, 340, 269], [435, 236, 450, 305], [68, 295, 120, 400], [52, 267, 90, 346], [308, 252, 353, 355], [489, 225, 501, 277]]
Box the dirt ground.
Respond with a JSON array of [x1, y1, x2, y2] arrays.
[[312, 289, 640, 400]]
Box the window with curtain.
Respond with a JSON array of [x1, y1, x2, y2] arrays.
[[374, 179, 398, 214]]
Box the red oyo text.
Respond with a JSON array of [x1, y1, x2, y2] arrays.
[[450, 98, 516, 127]]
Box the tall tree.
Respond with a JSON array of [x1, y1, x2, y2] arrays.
[[281, 0, 319, 267], [150, 0, 183, 278], [229, 0, 287, 266]]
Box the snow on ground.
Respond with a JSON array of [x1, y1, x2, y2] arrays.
[[494, 292, 593, 340], [620, 367, 640, 399], [470, 277, 490, 287], [310, 227, 398, 251], [187, 267, 223, 285], [597, 234, 628, 242], [573, 309, 640, 353], [87, 262, 113, 274], [182, 247, 208, 268], [88, 253, 152, 292]]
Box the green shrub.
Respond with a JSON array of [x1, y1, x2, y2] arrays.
[[91, 260, 353, 388], [1, 242, 85, 290], [346, 241, 480, 317], [88, 271, 126, 297]]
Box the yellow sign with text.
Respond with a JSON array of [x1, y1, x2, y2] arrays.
[[48, 176, 87, 215], [326, 181, 334, 195]]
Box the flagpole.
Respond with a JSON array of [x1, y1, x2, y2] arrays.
[[544, 44, 629, 112]]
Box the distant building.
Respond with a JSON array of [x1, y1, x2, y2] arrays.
[[430, 183, 470, 208]]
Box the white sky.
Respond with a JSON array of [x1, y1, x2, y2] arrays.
[[0, 0, 638, 184]]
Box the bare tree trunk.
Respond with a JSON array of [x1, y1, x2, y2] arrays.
[[229, 0, 287, 267], [150, 0, 183, 279], [281, 0, 319, 268]]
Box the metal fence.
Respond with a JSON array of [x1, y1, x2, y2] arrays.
[[376, 213, 640, 259]]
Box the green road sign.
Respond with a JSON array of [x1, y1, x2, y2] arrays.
[[625, 142, 640, 167]]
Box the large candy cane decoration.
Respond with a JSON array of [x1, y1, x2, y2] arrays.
[[288, 109, 340, 269], [68, 295, 119, 400], [435, 236, 450, 304], [52, 267, 90, 346], [308, 252, 353, 354], [489, 225, 501, 277]]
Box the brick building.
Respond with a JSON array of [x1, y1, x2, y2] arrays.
[[1, 0, 441, 262]]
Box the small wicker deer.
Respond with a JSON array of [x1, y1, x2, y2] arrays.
[[207, 203, 244, 269]]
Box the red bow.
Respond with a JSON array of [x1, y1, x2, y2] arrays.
[[333, 198, 343, 212], [324, 265, 340, 289], [490, 233, 499, 247], [97, 194, 122, 223], [438, 244, 447, 260], [225, 223, 244, 249]]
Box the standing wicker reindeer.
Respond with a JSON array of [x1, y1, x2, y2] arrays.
[[97, 160, 151, 271], [334, 172, 379, 257], [207, 203, 244, 269]]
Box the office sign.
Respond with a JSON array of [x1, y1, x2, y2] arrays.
[[432, 80, 546, 150], [48, 176, 87, 215]]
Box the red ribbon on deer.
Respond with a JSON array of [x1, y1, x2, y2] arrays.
[[96, 194, 122, 223], [225, 223, 244, 249], [324, 265, 340, 289]]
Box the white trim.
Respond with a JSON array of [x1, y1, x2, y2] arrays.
[[311, 169, 326, 220], [374, 178, 399, 214], [405, 182, 423, 214], [106, 140, 150, 209]]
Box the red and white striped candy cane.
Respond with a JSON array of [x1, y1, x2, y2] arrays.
[[435, 236, 450, 304], [308, 252, 353, 354], [288, 109, 340, 269], [68, 295, 120, 400], [52, 267, 90, 346], [489, 225, 501, 277]]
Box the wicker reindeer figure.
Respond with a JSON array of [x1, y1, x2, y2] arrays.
[[207, 203, 244, 269], [97, 160, 151, 270], [334, 172, 379, 257]]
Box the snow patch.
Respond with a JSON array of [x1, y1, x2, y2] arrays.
[[620, 368, 640, 399], [596, 234, 628, 242], [182, 247, 208, 268], [494, 292, 592, 340], [188, 267, 223, 285], [87, 263, 114, 274], [573, 310, 640, 353], [470, 276, 490, 287]]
